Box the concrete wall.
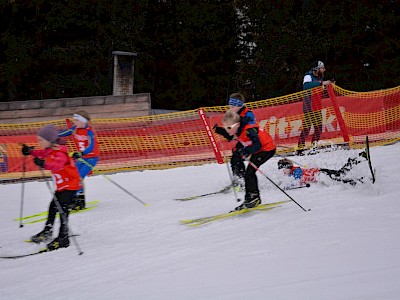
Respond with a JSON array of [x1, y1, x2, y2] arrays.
[[0, 93, 151, 123]]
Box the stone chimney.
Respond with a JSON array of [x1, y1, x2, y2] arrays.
[[112, 51, 137, 96]]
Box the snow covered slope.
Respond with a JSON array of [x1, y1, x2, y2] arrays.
[[1, 143, 400, 300]]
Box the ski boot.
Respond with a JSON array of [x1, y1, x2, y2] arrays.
[[232, 177, 245, 192], [47, 236, 70, 251], [30, 225, 53, 244], [234, 192, 261, 211], [47, 226, 69, 251], [295, 145, 305, 156], [243, 192, 261, 208], [69, 194, 86, 211]]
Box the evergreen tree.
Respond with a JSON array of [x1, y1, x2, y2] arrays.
[[0, 0, 399, 107], [233, 0, 400, 97], [142, 0, 238, 109]]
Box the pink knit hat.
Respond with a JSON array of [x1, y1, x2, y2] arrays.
[[37, 125, 59, 143]]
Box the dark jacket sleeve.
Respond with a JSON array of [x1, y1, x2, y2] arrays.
[[58, 126, 76, 137], [243, 128, 262, 155]]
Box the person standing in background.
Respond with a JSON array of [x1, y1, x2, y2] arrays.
[[297, 61, 334, 155]]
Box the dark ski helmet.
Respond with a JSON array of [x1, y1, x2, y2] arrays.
[[277, 158, 293, 170]]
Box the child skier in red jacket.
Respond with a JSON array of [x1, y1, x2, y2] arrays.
[[213, 93, 256, 188], [222, 108, 276, 210], [22, 125, 81, 251]]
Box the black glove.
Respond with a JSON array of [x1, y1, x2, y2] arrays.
[[236, 147, 248, 158], [213, 125, 225, 135], [72, 152, 82, 159], [34, 157, 45, 168], [213, 125, 233, 141], [21, 144, 34, 156]]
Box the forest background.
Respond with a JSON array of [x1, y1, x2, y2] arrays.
[[0, 0, 399, 110]]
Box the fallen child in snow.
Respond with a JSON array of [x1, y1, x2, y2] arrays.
[[277, 152, 368, 187]]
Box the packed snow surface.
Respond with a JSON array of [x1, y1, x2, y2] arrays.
[[1, 144, 400, 300]]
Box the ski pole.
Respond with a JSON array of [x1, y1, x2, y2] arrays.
[[221, 141, 241, 202], [285, 183, 310, 190], [39, 168, 84, 255], [224, 157, 241, 202], [19, 156, 26, 228], [244, 158, 310, 212], [76, 158, 149, 206]]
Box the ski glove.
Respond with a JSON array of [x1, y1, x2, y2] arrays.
[[21, 144, 34, 156], [213, 125, 234, 141], [34, 157, 45, 168], [236, 147, 249, 158], [71, 152, 82, 159]]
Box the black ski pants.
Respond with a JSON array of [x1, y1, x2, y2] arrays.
[[319, 157, 364, 185], [245, 149, 276, 196], [231, 142, 246, 180], [45, 190, 75, 237]]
